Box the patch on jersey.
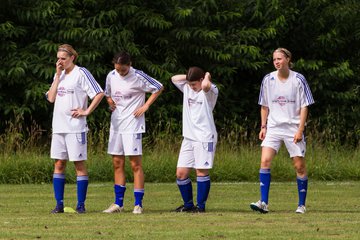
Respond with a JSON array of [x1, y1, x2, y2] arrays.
[[113, 91, 122, 102], [188, 98, 203, 107], [273, 96, 295, 106], [57, 87, 66, 97]]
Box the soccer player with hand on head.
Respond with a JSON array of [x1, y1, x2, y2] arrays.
[[250, 48, 314, 214], [102, 51, 163, 214], [171, 67, 218, 213], [47, 44, 104, 214]]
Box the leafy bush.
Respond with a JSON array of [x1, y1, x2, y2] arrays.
[[0, 0, 359, 145]]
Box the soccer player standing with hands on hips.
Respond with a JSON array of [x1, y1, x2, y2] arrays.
[[47, 44, 104, 213], [171, 67, 218, 213], [102, 52, 163, 214], [250, 48, 314, 214]]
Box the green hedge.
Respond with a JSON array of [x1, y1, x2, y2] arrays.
[[1, 0, 359, 145]]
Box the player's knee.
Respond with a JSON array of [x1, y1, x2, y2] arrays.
[[54, 166, 66, 173], [260, 158, 272, 168], [176, 171, 188, 180], [113, 161, 124, 171], [176, 173, 185, 179], [54, 161, 66, 172], [75, 167, 87, 176], [295, 165, 306, 175], [131, 164, 142, 173]]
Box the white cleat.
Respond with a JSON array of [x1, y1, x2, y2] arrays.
[[132, 205, 143, 214], [295, 205, 306, 214], [250, 200, 269, 214], [103, 203, 124, 213]]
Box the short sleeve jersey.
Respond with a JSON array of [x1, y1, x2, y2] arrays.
[[258, 70, 314, 127], [172, 79, 218, 142], [104, 67, 163, 134], [52, 66, 103, 133]]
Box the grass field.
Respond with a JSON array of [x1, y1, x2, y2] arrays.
[[0, 182, 359, 239]]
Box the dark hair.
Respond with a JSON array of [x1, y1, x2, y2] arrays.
[[112, 51, 131, 65], [186, 66, 205, 82]]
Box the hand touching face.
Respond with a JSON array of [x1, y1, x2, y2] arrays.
[[56, 51, 74, 72]]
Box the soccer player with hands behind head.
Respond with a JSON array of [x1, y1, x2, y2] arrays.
[[47, 44, 104, 214], [102, 51, 163, 214], [250, 48, 314, 214], [171, 67, 218, 213]]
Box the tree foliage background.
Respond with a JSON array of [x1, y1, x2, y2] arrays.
[[0, 0, 359, 146]]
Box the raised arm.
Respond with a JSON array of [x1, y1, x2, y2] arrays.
[[201, 72, 212, 92], [47, 61, 63, 103], [171, 74, 186, 83]]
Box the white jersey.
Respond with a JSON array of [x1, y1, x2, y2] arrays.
[[105, 67, 163, 134], [51, 66, 103, 133], [172, 79, 218, 142], [258, 70, 314, 127]]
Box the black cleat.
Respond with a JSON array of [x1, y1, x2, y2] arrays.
[[76, 204, 86, 214], [51, 205, 64, 214], [173, 205, 195, 212], [192, 205, 205, 213]]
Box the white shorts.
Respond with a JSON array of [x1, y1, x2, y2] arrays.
[[177, 138, 216, 169], [261, 125, 306, 158], [107, 132, 142, 156], [51, 133, 87, 161]]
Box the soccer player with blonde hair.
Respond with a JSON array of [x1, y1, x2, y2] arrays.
[[47, 44, 104, 213], [250, 48, 314, 214]]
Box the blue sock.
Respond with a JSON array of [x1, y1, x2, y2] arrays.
[[134, 189, 144, 207], [114, 184, 126, 207], [297, 176, 308, 206], [260, 169, 271, 204], [177, 178, 194, 208], [77, 175, 88, 207], [197, 175, 211, 210], [53, 173, 65, 207]]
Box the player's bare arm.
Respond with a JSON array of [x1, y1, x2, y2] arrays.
[[171, 74, 186, 82], [133, 86, 164, 117], [71, 92, 104, 118], [201, 72, 211, 92], [259, 106, 269, 140], [294, 107, 308, 143], [47, 60, 63, 103]]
